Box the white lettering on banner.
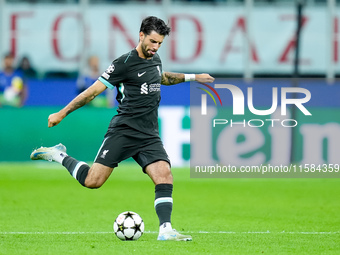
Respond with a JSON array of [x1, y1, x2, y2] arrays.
[[1, 5, 339, 72], [189, 106, 340, 167], [190, 107, 216, 166], [158, 107, 190, 167], [217, 126, 265, 166], [268, 109, 291, 166], [300, 123, 340, 165], [155, 107, 340, 167]]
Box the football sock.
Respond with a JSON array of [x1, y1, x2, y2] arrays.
[[62, 156, 90, 187], [154, 184, 173, 228], [53, 151, 68, 164], [159, 222, 172, 234]]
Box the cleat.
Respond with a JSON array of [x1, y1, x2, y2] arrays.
[[157, 229, 192, 241], [30, 143, 67, 162]]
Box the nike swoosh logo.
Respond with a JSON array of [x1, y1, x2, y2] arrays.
[[138, 71, 146, 77]]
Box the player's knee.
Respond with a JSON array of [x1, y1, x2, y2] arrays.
[[161, 165, 171, 175], [160, 167, 173, 183], [85, 183, 102, 189], [165, 170, 173, 183], [85, 182, 103, 189], [84, 177, 104, 189]]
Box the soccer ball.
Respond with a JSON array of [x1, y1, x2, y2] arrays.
[[113, 211, 144, 241]]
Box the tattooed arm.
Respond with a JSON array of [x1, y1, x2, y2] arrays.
[[48, 80, 107, 127], [161, 72, 215, 86], [161, 72, 185, 85]]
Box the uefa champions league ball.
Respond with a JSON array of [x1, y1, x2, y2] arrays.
[[113, 211, 144, 241]]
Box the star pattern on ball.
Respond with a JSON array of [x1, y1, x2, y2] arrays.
[[132, 222, 143, 235], [123, 211, 135, 219], [117, 223, 125, 232]]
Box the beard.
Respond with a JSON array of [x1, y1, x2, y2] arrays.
[[141, 40, 155, 58]]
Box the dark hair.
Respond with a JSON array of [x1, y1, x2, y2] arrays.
[[139, 16, 171, 37], [4, 52, 14, 59]]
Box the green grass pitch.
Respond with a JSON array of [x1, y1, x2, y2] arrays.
[[0, 162, 339, 254]]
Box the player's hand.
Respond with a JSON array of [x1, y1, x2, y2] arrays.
[[48, 112, 65, 128], [195, 73, 215, 83]]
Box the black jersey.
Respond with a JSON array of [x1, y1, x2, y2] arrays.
[[98, 49, 163, 136]]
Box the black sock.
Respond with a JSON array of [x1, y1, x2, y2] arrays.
[[62, 156, 90, 187], [154, 184, 173, 226]]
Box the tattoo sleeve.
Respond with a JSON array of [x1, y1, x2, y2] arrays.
[[64, 90, 96, 116], [161, 72, 185, 85]]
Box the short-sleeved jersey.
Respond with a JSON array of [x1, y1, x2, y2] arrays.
[[0, 70, 24, 93], [98, 49, 163, 136]]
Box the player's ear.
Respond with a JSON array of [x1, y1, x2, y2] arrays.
[[139, 32, 145, 42]]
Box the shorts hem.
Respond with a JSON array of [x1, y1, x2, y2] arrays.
[[142, 159, 171, 173], [94, 159, 118, 169]]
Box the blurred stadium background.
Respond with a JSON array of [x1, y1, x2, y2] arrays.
[[0, 0, 340, 168], [1, 3, 340, 253]]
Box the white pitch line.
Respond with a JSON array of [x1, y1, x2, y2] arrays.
[[195, 231, 339, 235], [0, 231, 338, 235], [0, 232, 113, 235]]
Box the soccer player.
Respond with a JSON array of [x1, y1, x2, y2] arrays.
[[30, 16, 214, 241]]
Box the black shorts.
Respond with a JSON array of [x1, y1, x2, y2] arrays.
[[94, 126, 171, 172]]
